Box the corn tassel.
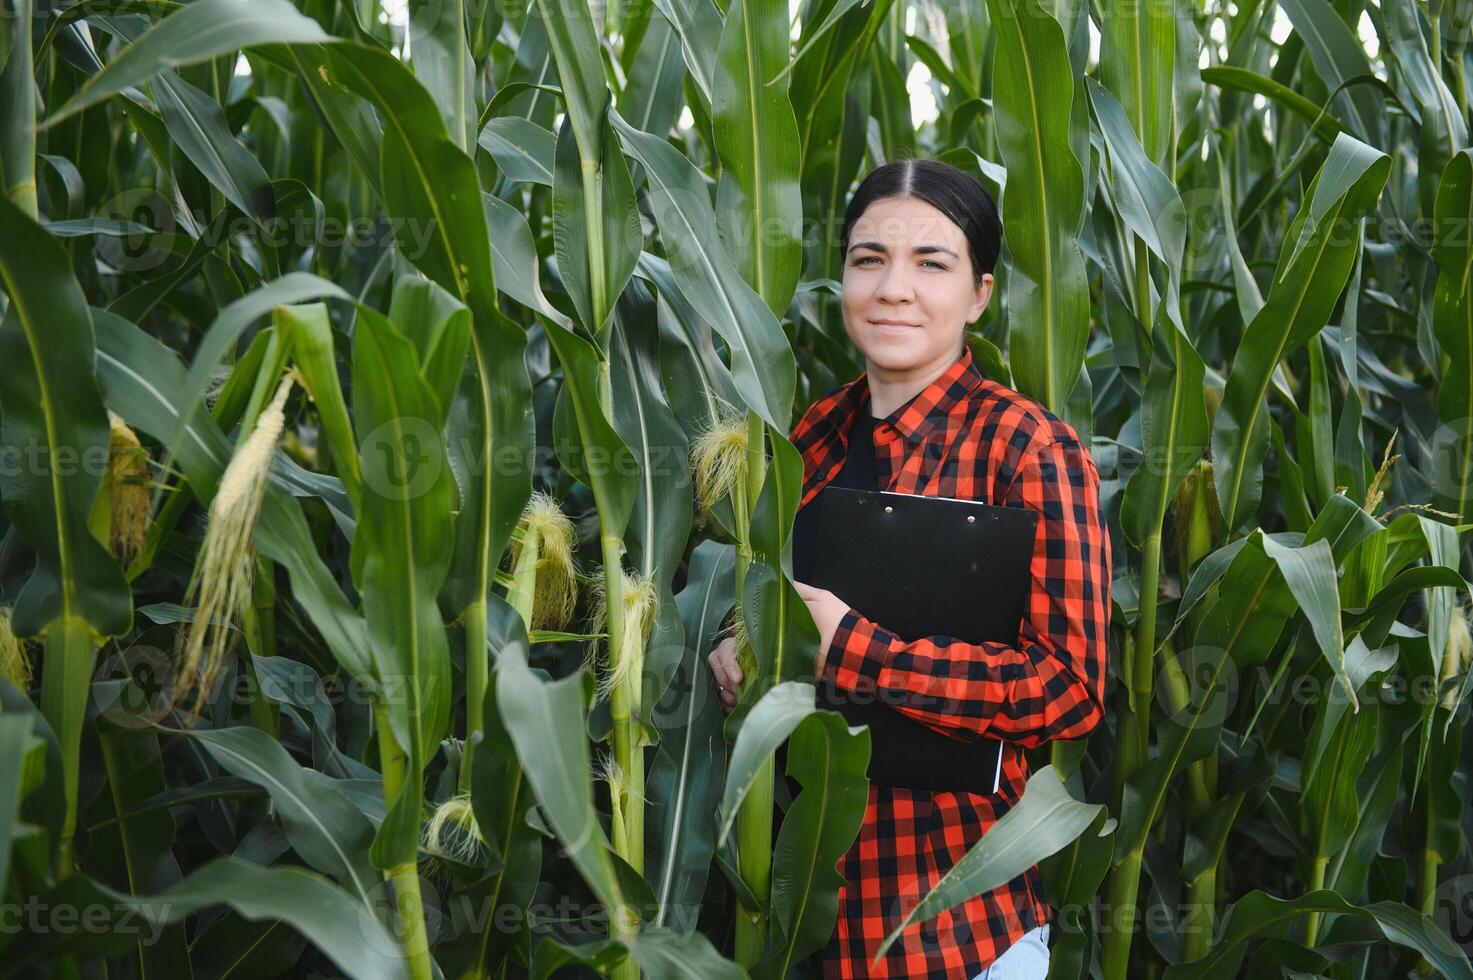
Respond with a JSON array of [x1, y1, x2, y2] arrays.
[[177, 372, 295, 714]]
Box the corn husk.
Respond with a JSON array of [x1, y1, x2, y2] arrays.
[[0, 607, 32, 692], [689, 409, 749, 527], [105, 412, 153, 568], [1170, 459, 1220, 573], [1442, 599, 1473, 713], [587, 566, 658, 702], [510, 491, 580, 630], [423, 793, 487, 868]]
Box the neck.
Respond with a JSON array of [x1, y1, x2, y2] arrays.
[[866, 344, 963, 419]]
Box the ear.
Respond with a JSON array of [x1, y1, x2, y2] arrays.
[[967, 273, 995, 323]]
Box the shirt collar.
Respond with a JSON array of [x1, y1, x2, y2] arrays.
[[827, 343, 988, 445]]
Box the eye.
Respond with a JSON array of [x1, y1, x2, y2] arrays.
[[921, 260, 947, 270], [853, 255, 880, 266]]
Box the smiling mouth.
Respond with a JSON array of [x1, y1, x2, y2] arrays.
[[872, 321, 921, 330]]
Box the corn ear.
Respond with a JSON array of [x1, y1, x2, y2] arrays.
[[104, 412, 152, 568], [511, 491, 580, 630], [690, 409, 750, 527], [0, 606, 32, 692], [1170, 459, 1220, 573], [1442, 599, 1472, 713], [587, 566, 659, 703], [423, 793, 487, 867]]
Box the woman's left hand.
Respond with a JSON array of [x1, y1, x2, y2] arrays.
[[793, 581, 851, 675]]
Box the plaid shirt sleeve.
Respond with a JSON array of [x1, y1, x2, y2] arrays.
[[821, 434, 1110, 749]]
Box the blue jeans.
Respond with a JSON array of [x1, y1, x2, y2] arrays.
[[970, 923, 1050, 980]]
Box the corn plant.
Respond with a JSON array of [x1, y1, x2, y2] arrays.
[[1, 0, 1472, 977]]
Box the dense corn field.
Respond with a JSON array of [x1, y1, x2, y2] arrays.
[[1, 0, 1472, 976]]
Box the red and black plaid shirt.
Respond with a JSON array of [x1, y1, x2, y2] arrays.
[[789, 343, 1111, 979]]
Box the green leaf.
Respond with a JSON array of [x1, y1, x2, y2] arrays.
[[386, 275, 472, 427], [0, 194, 132, 866], [275, 303, 361, 505], [1200, 66, 1345, 143], [1260, 536, 1350, 707], [1212, 133, 1389, 531], [467, 599, 542, 972], [1088, 79, 1208, 550], [873, 766, 1107, 961], [743, 433, 815, 688], [297, 41, 534, 616], [168, 273, 351, 462], [544, 319, 638, 544], [408, 0, 474, 151], [1161, 889, 1473, 980], [183, 726, 379, 906], [551, 111, 641, 340], [530, 928, 747, 980], [494, 632, 631, 919], [1299, 637, 1391, 863], [483, 191, 569, 325], [716, 681, 815, 846], [0, 713, 33, 890], [983, 0, 1089, 416], [609, 107, 796, 431], [477, 117, 556, 186], [648, 0, 722, 106], [1416, 516, 1463, 752], [1097, 0, 1175, 168], [530, 0, 610, 164], [351, 307, 456, 865], [1278, 0, 1384, 148], [90, 730, 190, 976], [11, 861, 408, 980], [754, 711, 870, 979], [45, 0, 334, 125], [150, 70, 274, 222], [649, 540, 736, 930], [0, 198, 131, 640], [1430, 150, 1473, 516], [712, 0, 803, 314], [608, 283, 696, 710]]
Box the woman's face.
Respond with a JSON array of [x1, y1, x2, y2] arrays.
[[840, 195, 994, 376]]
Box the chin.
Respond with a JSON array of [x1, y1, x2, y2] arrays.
[[862, 347, 927, 374], [863, 335, 938, 364]]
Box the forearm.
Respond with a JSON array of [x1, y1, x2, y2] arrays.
[[824, 608, 1105, 747]]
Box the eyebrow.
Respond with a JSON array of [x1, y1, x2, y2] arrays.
[[847, 241, 959, 258]]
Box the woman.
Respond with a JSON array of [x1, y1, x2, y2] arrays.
[[706, 158, 1111, 979]]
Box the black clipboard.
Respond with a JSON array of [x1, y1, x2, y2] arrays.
[[811, 486, 1038, 795]]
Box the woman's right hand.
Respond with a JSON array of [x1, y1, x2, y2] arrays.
[[706, 635, 743, 713]]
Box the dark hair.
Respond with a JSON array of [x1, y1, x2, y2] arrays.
[[839, 158, 1002, 288]]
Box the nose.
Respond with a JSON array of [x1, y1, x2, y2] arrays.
[[875, 262, 916, 303]]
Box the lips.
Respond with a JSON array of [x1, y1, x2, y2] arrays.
[[871, 320, 921, 333]]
